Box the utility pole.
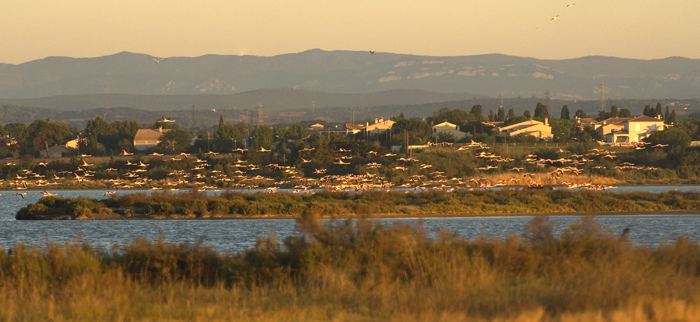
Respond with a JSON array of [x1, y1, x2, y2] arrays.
[[600, 81, 607, 113], [257, 103, 264, 126], [191, 105, 195, 128]]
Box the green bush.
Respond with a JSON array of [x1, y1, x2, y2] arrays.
[[207, 198, 231, 216], [182, 199, 209, 217], [147, 202, 175, 216]]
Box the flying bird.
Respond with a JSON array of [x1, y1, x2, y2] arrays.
[[551, 15, 559, 21], [567, 3, 576, 7], [369, 50, 375, 55]]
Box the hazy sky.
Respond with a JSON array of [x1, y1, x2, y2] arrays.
[[2, 0, 699, 64]]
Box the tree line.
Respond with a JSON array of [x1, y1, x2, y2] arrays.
[[0, 101, 696, 160]]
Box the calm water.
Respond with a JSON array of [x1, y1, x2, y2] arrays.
[[1, 187, 699, 253]]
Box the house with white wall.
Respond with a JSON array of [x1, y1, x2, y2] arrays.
[[495, 118, 553, 141], [366, 117, 395, 135], [596, 117, 632, 137], [604, 115, 666, 143], [133, 128, 170, 151], [432, 121, 469, 141]]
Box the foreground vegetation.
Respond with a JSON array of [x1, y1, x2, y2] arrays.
[[2, 216, 700, 321], [17, 189, 700, 220]]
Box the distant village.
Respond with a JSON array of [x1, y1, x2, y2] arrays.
[[0, 101, 691, 159], [0, 100, 697, 192]]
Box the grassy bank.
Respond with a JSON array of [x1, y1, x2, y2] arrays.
[[16, 189, 700, 220], [2, 216, 700, 321]]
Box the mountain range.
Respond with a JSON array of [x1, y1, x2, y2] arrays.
[[2, 49, 700, 100]]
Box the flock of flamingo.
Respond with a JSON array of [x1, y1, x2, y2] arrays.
[[0, 137, 665, 198]]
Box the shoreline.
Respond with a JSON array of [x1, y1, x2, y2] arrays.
[[17, 189, 700, 220], [3, 183, 700, 196], [77, 209, 700, 221]]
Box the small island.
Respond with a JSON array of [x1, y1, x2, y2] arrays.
[[16, 189, 700, 220]]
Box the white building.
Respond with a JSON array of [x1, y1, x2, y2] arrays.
[[604, 115, 666, 143], [432, 121, 469, 141], [366, 117, 395, 135], [495, 118, 553, 141], [133, 128, 170, 151]]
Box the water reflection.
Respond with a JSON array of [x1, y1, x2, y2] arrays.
[[1, 189, 699, 253]]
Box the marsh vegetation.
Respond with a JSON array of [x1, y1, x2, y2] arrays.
[[2, 216, 700, 321], [16, 189, 700, 220]]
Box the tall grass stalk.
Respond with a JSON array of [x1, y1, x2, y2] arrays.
[[1, 216, 700, 321]]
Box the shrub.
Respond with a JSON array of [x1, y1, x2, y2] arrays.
[[208, 198, 231, 216], [147, 202, 175, 216], [182, 199, 209, 217]]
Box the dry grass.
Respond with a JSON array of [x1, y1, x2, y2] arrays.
[[1, 216, 700, 321]]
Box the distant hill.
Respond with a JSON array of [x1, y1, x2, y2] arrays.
[[1, 50, 700, 100]]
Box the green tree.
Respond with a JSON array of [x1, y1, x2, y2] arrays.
[[112, 120, 141, 151], [643, 128, 691, 151], [654, 103, 663, 118], [574, 110, 587, 119], [523, 110, 531, 118], [83, 117, 115, 155], [28, 120, 72, 157], [550, 119, 572, 142], [676, 118, 700, 140], [560, 105, 570, 120], [619, 109, 631, 118], [430, 108, 472, 126], [502, 115, 528, 127], [4, 123, 31, 154], [610, 106, 619, 118], [250, 125, 274, 149], [470, 105, 484, 122], [596, 110, 608, 121], [213, 115, 242, 152], [284, 122, 311, 140], [158, 127, 192, 153], [533, 102, 549, 119], [391, 118, 432, 145], [496, 107, 505, 122], [669, 110, 677, 125], [506, 108, 516, 120]]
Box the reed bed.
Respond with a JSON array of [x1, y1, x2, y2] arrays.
[[17, 189, 700, 220], [1, 216, 700, 321]]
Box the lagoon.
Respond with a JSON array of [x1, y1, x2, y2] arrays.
[[1, 187, 700, 253]]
